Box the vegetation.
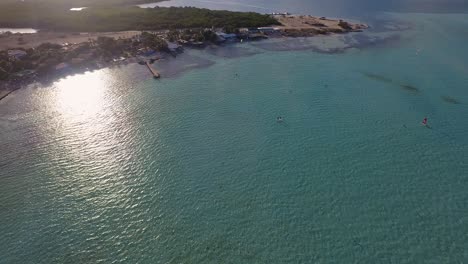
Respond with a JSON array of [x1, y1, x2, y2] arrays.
[[0, 30, 181, 82], [0, 49, 34, 80], [0, 3, 280, 32], [0, 52, 11, 80], [338, 20, 352, 30], [139, 32, 168, 51], [167, 29, 218, 43]]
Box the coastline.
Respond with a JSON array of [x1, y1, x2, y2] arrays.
[[2, 10, 468, 264], [0, 88, 19, 101], [0, 14, 368, 102]]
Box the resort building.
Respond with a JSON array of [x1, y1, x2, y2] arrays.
[[257, 27, 278, 33], [240, 28, 260, 34], [7, 50, 27, 60], [55, 62, 70, 71], [166, 42, 183, 53], [215, 33, 238, 43]]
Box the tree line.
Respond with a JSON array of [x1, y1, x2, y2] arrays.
[[0, 4, 280, 32]]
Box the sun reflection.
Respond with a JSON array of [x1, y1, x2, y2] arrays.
[[45, 69, 146, 215], [50, 69, 119, 158], [54, 71, 108, 118]]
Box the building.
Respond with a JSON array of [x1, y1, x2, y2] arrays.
[[13, 69, 36, 78], [139, 49, 156, 57], [258, 27, 279, 34], [166, 42, 183, 53], [55, 63, 70, 71], [188, 40, 205, 48], [216, 33, 238, 43], [246, 28, 260, 34], [7, 50, 27, 60]]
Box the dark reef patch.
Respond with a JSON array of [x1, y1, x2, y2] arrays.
[[362, 73, 393, 84], [154, 53, 215, 78], [205, 45, 260, 59], [361, 72, 421, 94], [350, 33, 402, 49], [441, 95, 461, 104], [399, 84, 420, 93]]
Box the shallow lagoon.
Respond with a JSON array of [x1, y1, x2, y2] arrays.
[[1, 11, 467, 264]]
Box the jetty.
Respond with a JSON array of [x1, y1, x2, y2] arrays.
[[145, 62, 160, 79]]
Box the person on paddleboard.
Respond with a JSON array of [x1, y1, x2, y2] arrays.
[[422, 117, 428, 126]]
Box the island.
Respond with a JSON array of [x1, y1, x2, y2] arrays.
[[0, 1, 368, 100]]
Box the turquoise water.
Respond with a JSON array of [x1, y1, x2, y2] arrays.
[[1, 13, 468, 263]]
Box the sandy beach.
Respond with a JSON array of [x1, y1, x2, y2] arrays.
[[0, 15, 368, 51], [274, 14, 367, 32]]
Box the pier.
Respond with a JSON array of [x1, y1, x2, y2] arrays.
[[145, 62, 160, 79]]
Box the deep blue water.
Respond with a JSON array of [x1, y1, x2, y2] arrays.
[[1, 1, 468, 263]]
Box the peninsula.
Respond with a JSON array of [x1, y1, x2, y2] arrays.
[[0, 2, 367, 100]]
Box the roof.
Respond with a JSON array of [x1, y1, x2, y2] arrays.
[[55, 63, 70, 71], [216, 33, 237, 38], [7, 50, 27, 57], [166, 42, 181, 50], [258, 27, 278, 31]]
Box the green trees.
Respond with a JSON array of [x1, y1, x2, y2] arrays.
[[167, 30, 179, 42], [37, 43, 62, 51], [0, 52, 10, 80], [169, 29, 219, 43], [0, 4, 280, 32], [95, 36, 120, 58], [0, 67, 8, 80], [140, 32, 168, 51], [338, 20, 352, 30], [96, 36, 118, 50], [202, 30, 218, 42], [223, 26, 240, 34]]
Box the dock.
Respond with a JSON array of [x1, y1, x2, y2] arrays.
[[145, 62, 160, 78]]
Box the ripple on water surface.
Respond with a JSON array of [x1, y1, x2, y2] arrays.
[[1, 12, 468, 264]]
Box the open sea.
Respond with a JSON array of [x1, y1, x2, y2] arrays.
[[1, 1, 468, 263]]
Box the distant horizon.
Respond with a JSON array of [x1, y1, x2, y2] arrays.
[[147, 0, 468, 14]]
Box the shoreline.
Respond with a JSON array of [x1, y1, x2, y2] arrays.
[[0, 87, 21, 101], [0, 15, 368, 102], [0, 57, 135, 101]]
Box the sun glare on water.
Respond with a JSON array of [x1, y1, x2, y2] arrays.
[[50, 69, 121, 144], [54, 71, 109, 119], [49, 70, 140, 211]]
